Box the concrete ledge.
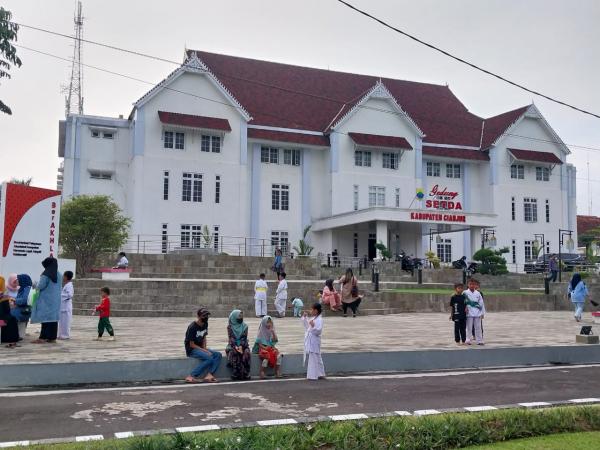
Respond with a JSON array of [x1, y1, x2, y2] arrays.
[[3, 345, 600, 388]]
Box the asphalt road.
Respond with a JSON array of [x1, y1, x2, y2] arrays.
[[1, 365, 600, 443]]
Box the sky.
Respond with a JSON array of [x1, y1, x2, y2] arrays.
[[1, 0, 599, 214]]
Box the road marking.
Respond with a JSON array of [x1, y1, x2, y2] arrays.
[[518, 402, 551, 408], [395, 411, 412, 416], [569, 398, 600, 403], [413, 409, 441, 416], [464, 406, 498, 412], [114, 432, 135, 439], [75, 435, 104, 442], [3, 363, 600, 398], [176, 425, 220, 433], [0, 442, 29, 448], [257, 419, 298, 426], [329, 414, 369, 421]]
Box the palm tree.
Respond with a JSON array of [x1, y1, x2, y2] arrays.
[[293, 225, 314, 256], [9, 177, 32, 185]]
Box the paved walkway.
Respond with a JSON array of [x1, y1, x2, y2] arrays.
[[0, 311, 592, 365]]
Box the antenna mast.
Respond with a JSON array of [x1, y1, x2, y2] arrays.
[[64, 1, 84, 116]]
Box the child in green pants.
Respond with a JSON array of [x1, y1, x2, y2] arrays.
[[94, 287, 115, 341]]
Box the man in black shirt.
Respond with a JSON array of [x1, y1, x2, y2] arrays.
[[184, 307, 222, 383], [449, 283, 467, 344]]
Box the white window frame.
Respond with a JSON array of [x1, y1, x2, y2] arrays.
[[213, 225, 220, 251], [511, 196, 515, 221], [436, 238, 452, 263], [89, 171, 112, 180], [163, 170, 169, 201], [161, 224, 168, 254], [353, 185, 359, 211], [272, 184, 289, 211], [382, 152, 399, 170], [511, 164, 525, 179], [426, 161, 441, 177], [545, 199, 550, 223], [524, 240, 533, 262], [283, 149, 301, 166], [523, 197, 538, 223], [536, 166, 550, 181], [446, 163, 461, 179], [180, 224, 202, 249], [102, 132, 114, 140], [354, 150, 372, 167], [368, 186, 385, 207], [91, 130, 100, 138], [182, 172, 202, 203], [261, 146, 279, 164], [511, 239, 516, 264], [215, 175, 221, 204], [395, 188, 401, 208], [271, 231, 289, 254]]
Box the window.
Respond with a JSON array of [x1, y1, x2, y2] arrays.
[[368, 186, 385, 207], [163, 171, 169, 200], [395, 188, 401, 208], [102, 132, 114, 139], [382, 152, 399, 170], [536, 167, 550, 181], [215, 175, 221, 204], [436, 238, 452, 263], [283, 149, 301, 166], [91, 130, 100, 138], [272, 184, 289, 210], [161, 224, 168, 254], [511, 239, 516, 264], [175, 132, 185, 150], [271, 231, 289, 254], [180, 224, 202, 249], [511, 164, 525, 179], [89, 171, 112, 180], [511, 197, 515, 221], [354, 150, 372, 167], [200, 135, 220, 153], [163, 131, 183, 149], [523, 197, 538, 222], [545, 199, 550, 223], [164, 131, 173, 149], [546, 240, 551, 255], [261, 146, 279, 164], [353, 185, 359, 211], [426, 161, 441, 177], [446, 164, 461, 178], [213, 225, 220, 251], [182, 173, 202, 202], [353, 233, 358, 258], [524, 240, 533, 262]]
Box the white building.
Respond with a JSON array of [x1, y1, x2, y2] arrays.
[[58, 50, 577, 270]]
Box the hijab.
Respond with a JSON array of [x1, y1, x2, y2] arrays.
[[6, 274, 18, 292], [17, 274, 32, 298], [570, 273, 582, 290], [41, 257, 58, 283], [228, 309, 248, 340], [255, 316, 275, 347]]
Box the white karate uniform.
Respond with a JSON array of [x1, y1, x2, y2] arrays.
[[463, 289, 485, 344], [275, 279, 288, 317], [254, 279, 268, 317], [117, 256, 129, 268], [58, 281, 74, 339], [303, 314, 325, 380]]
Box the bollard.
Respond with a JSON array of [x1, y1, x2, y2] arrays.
[[462, 269, 467, 285], [374, 272, 379, 292], [327, 254, 331, 267], [358, 260, 363, 276], [417, 267, 423, 284], [544, 277, 550, 295], [371, 265, 375, 283]]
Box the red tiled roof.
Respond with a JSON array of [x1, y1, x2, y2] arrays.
[[158, 110, 232, 132], [578, 215, 600, 236], [422, 146, 489, 161], [349, 132, 413, 150], [480, 106, 529, 149], [247, 128, 330, 147], [508, 148, 562, 164]]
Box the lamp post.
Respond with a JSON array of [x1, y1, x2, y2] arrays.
[[428, 228, 441, 252], [558, 229, 574, 282], [534, 233, 546, 273], [481, 228, 497, 249]]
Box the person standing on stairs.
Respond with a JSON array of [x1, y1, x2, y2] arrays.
[[254, 273, 268, 318], [274, 272, 288, 318]]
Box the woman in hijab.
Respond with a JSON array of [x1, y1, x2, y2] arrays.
[[253, 316, 282, 379], [0, 277, 20, 347], [11, 274, 32, 340], [226, 309, 251, 380], [31, 257, 62, 343], [6, 274, 18, 298], [568, 273, 589, 322]]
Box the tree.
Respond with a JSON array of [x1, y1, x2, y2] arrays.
[[472, 247, 510, 275], [425, 250, 441, 269], [293, 225, 314, 256], [0, 7, 22, 115], [375, 241, 392, 261], [60, 196, 131, 275], [8, 177, 32, 185]]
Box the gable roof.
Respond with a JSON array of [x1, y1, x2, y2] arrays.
[[422, 145, 489, 161], [480, 105, 530, 150]]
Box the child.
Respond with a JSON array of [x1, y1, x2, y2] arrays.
[[274, 272, 288, 318], [449, 282, 467, 345], [94, 287, 115, 341], [292, 297, 304, 317], [58, 271, 74, 340], [464, 279, 485, 346], [114, 252, 129, 269], [321, 279, 341, 311], [254, 273, 268, 318], [253, 315, 282, 379], [474, 279, 485, 340], [302, 302, 325, 380]]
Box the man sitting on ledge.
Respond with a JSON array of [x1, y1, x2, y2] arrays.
[[113, 252, 129, 269]]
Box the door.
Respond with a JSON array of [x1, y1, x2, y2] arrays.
[[368, 233, 377, 260]]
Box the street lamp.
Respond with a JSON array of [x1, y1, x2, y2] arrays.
[[481, 228, 497, 249], [558, 229, 575, 282], [428, 228, 441, 252], [534, 233, 545, 272]]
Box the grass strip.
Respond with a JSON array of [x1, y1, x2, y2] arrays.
[[386, 288, 541, 296], [464, 431, 600, 449], [26, 405, 600, 450]]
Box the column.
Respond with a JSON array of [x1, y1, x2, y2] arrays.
[[330, 131, 340, 173], [470, 227, 482, 258], [376, 220, 388, 259], [250, 143, 261, 256], [301, 149, 311, 229], [239, 120, 248, 165]]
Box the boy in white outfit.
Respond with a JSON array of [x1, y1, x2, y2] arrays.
[[302, 302, 325, 380], [58, 271, 74, 340], [274, 272, 288, 318], [464, 278, 485, 346], [254, 273, 268, 318]]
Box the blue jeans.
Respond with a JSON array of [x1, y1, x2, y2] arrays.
[[574, 302, 584, 320], [189, 348, 222, 378]]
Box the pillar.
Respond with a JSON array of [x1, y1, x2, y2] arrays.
[[301, 149, 311, 229], [376, 221, 388, 259], [249, 143, 261, 256]]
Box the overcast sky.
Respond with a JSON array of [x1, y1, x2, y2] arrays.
[[1, 0, 599, 214]]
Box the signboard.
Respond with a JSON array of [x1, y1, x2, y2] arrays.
[[425, 185, 462, 211], [0, 183, 65, 278]]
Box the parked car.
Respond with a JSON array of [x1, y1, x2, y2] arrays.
[[525, 253, 590, 274]]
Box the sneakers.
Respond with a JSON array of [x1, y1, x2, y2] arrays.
[[94, 336, 103, 341], [106, 336, 116, 341]]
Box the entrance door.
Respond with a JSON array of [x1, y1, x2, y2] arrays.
[[368, 233, 377, 260]]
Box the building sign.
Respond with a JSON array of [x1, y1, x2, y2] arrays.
[[410, 212, 466, 223], [425, 185, 462, 210]]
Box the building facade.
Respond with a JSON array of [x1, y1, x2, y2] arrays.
[[58, 50, 577, 271]]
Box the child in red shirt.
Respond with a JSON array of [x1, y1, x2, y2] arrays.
[[94, 287, 115, 341]]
